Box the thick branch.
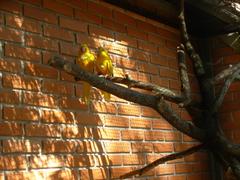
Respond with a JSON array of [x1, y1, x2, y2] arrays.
[[156, 98, 206, 141], [213, 68, 240, 113], [49, 56, 157, 108], [48, 55, 206, 141], [179, 0, 205, 77], [212, 62, 240, 84], [178, 44, 191, 106], [120, 143, 206, 179]]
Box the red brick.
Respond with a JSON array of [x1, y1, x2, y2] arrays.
[[142, 106, 161, 118], [66, 155, 95, 167], [160, 68, 179, 79], [24, 5, 57, 24], [80, 168, 108, 180], [155, 164, 175, 175], [42, 110, 74, 124], [0, 156, 27, 170], [93, 128, 120, 140], [0, 27, 23, 42], [25, 34, 58, 51], [0, 59, 21, 73], [153, 143, 173, 153], [3, 106, 39, 121], [89, 25, 114, 41], [102, 17, 126, 33], [118, 104, 141, 116], [42, 80, 74, 95], [20, 0, 42, 5], [0, 90, 20, 104], [75, 112, 102, 126], [0, 1, 22, 14], [174, 143, 199, 152], [91, 101, 117, 114], [58, 0, 87, 9], [3, 74, 41, 91], [145, 131, 164, 141], [75, 9, 101, 24], [159, 47, 177, 58], [123, 154, 145, 165], [166, 40, 179, 50], [175, 163, 193, 173], [62, 126, 92, 139], [45, 170, 78, 180], [5, 171, 44, 180], [59, 96, 88, 110], [152, 119, 173, 130], [114, 56, 137, 70], [113, 10, 136, 26], [130, 118, 151, 129], [30, 155, 64, 168], [138, 40, 158, 53], [44, 25, 74, 42], [132, 142, 153, 153], [104, 142, 130, 153], [6, 14, 41, 33], [110, 167, 134, 179], [168, 175, 186, 180], [103, 41, 128, 56], [76, 141, 103, 153], [138, 62, 159, 75], [223, 54, 240, 64], [23, 92, 58, 108], [25, 124, 61, 137], [151, 76, 169, 87], [43, 0, 73, 16], [164, 131, 181, 141], [104, 115, 129, 128], [88, 1, 112, 17], [151, 54, 169, 66], [157, 27, 180, 41], [43, 140, 77, 153], [122, 129, 144, 140], [128, 48, 150, 61], [60, 17, 87, 32], [5, 44, 41, 62], [0, 122, 23, 136], [115, 33, 138, 47], [136, 20, 157, 33], [148, 33, 166, 45], [3, 139, 40, 153], [25, 63, 58, 79], [96, 155, 122, 166], [60, 41, 79, 56], [127, 26, 148, 40]]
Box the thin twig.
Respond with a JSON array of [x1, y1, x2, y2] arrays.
[[120, 143, 206, 179]]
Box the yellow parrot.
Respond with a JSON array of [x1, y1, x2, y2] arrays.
[[76, 44, 95, 104], [96, 46, 113, 101]]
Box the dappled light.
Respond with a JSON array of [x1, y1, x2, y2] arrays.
[[0, 0, 220, 179]]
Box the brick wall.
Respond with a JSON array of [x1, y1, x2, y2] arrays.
[[0, 0, 210, 179]]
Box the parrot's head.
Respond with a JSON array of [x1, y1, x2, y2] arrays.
[[98, 46, 106, 53], [80, 44, 89, 53]]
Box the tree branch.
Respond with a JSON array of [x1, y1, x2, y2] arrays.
[[212, 62, 240, 84], [156, 98, 206, 141], [179, 0, 205, 77], [178, 44, 191, 106], [120, 143, 206, 179], [107, 76, 185, 103], [48, 55, 206, 141], [213, 68, 240, 113]]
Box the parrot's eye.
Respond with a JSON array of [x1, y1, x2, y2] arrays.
[[81, 47, 86, 52]]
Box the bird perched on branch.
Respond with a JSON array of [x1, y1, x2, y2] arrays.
[[76, 44, 95, 104], [96, 46, 113, 101]]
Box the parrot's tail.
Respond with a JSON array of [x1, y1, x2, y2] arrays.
[[102, 90, 111, 101], [83, 82, 91, 104]]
